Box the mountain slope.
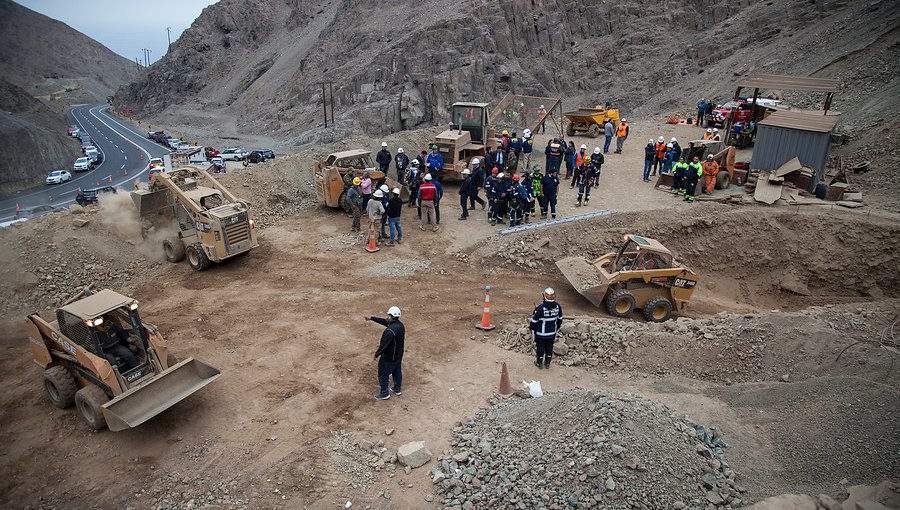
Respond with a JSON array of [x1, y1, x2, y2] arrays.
[[0, 0, 137, 106], [117, 0, 898, 149]]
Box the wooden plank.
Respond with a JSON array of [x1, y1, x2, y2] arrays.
[[753, 171, 782, 204]]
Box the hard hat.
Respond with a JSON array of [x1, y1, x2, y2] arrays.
[[666, 143, 673, 148], [387, 306, 401, 318], [658, 136, 665, 142], [585, 156, 592, 162], [497, 172, 505, 179], [512, 174, 520, 182], [523, 129, 531, 136], [707, 128, 713, 133], [462, 168, 471, 175], [431, 144, 438, 149], [621, 118, 627, 122], [492, 167, 499, 174], [501, 130, 509, 136], [543, 287, 556, 301], [580, 144, 587, 149], [353, 177, 361, 185], [713, 128, 719, 132], [392, 187, 400, 194], [539, 104, 545, 109], [471, 157, 480, 165], [424, 173, 432, 181], [373, 189, 384, 198], [397, 147, 404, 153], [411, 159, 420, 166], [380, 184, 390, 192], [532, 164, 541, 171], [648, 138, 654, 143], [707, 154, 714, 159], [593, 147, 601, 154], [381, 142, 387, 147], [671, 137, 677, 142]]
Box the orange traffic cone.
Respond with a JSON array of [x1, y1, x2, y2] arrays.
[[499, 362, 513, 396], [107, 176, 113, 183], [475, 286, 495, 331], [365, 222, 379, 253]]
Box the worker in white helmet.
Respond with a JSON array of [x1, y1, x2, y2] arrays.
[[376, 142, 392, 175], [394, 147, 409, 182], [368, 306, 405, 400], [537, 104, 548, 134], [468, 157, 486, 211], [615, 118, 629, 153], [529, 288, 563, 369]]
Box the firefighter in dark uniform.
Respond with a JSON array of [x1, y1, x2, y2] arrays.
[[530, 288, 563, 369]]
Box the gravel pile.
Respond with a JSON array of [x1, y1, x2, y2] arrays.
[[494, 303, 892, 384], [357, 258, 433, 278], [433, 389, 741, 510], [327, 431, 379, 491]]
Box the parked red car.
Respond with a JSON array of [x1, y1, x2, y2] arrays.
[[710, 100, 753, 127]]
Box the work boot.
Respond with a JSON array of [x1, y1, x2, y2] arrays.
[[534, 359, 543, 369], [458, 215, 467, 220], [584, 199, 590, 205], [396, 238, 402, 244], [576, 200, 582, 207], [391, 387, 402, 395], [490, 218, 496, 225], [544, 361, 551, 369], [551, 214, 557, 219], [387, 241, 395, 246]]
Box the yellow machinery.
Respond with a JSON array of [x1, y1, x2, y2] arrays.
[[564, 105, 621, 138], [556, 235, 698, 322], [27, 288, 220, 431]]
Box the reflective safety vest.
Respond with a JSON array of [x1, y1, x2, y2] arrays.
[[673, 162, 689, 175], [703, 133, 713, 140], [616, 123, 628, 137], [655, 142, 666, 159], [688, 162, 703, 177]]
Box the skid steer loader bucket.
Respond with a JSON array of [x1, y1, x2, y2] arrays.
[[555, 257, 610, 307], [131, 188, 172, 217], [101, 358, 221, 431]]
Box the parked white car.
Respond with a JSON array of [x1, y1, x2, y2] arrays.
[[219, 148, 248, 161], [73, 157, 91, 171], [46, 170, 72, 185], [84, 146, 100, 162]]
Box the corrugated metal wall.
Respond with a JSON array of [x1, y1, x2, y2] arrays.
[[751, 126, 832, 190]]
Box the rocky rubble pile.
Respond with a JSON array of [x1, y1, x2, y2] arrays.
[[495, 303, 893, 384], [0, 208, 164, 320], [133, 472, 248, 510], [433, 390, 741, 510]]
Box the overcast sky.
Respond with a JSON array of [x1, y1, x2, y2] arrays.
[[18, 0, 217, 65]]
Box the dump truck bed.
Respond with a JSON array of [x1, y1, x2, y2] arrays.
[[101, 358, 221, 431]]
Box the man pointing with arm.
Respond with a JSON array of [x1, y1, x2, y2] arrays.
[[367, 307, 405, 400]]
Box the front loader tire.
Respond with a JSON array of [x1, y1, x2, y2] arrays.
[[164, 238, 186, 263], [606, 289, 636, 318], [186, 244, 211, 271], [566, 123, 576, 137], [643, 295, 674, 322], [75, 385, 109, 431], [44, 366, 77, 409], [715, 171, 731, 189], [588, 124, 601, 138]]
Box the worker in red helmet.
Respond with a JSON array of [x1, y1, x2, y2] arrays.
[[509, 174, 531, 226], [529, 288, 563, 369]]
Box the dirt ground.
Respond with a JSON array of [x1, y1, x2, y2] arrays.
[[0, 122, 898, 509]]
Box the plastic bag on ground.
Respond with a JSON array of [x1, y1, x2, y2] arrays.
[[523, 380, 543, 398]]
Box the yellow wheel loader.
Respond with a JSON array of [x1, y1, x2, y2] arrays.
[[131, 165, 258, 271], [27, 288, 221, 431], [556, 235, 698, 322]]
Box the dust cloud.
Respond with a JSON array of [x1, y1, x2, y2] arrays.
[[98, 188, 177, 262]]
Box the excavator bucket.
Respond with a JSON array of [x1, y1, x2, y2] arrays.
[[101, 358, 221, 431], [555, 256, 610, 308], [131, 188, 172, 218]]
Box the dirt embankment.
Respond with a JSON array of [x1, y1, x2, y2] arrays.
[[473, 206, 900, 311]]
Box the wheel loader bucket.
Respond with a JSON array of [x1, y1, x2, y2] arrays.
[[101, 358, 221, 431], [131, 188, 172, 218], [555, 256, 610, 307]]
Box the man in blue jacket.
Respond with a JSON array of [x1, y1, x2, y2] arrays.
[[368, 307, 405, 400], [426, 145, 444, 180], [540, 168, 559, 219], [529, 288, 562, 369]]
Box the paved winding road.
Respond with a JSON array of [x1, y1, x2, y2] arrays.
[[0, 104, 170, 223]]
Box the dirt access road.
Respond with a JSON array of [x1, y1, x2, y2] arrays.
[[0, 122, 897, 509]]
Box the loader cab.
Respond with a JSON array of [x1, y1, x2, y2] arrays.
[[450, 102, 490, 146], [614, 235, 673, 272], [57, 290, 154, 389]]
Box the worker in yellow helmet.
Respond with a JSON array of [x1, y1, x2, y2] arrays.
[[347, 177, 364, 232]]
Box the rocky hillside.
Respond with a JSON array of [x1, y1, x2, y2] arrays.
[[0, 0, 138, 194], [117, 0, 897, 143], [0, 0, 136, 106], [0, 79, 82, 193]]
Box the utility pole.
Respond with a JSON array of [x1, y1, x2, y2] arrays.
[[135, 57, 141, 71], [166, 26, 172, 49]]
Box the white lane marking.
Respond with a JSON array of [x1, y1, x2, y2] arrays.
[[86, 105, 152, 182]]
